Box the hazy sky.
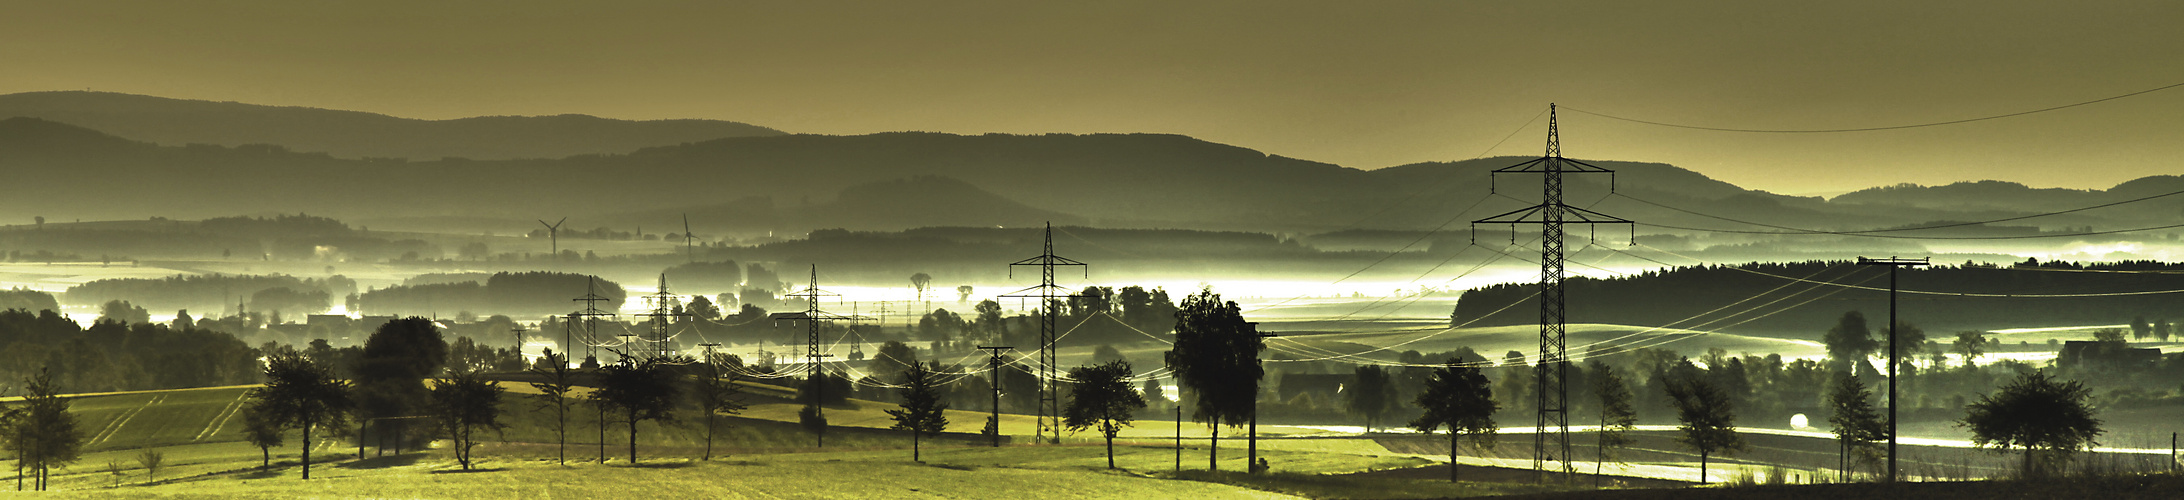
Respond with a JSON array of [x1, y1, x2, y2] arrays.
[[4, 1, 2180, 195]]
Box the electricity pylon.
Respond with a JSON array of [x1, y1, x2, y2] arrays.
[[1473, 104, 1631, 480], [570, 275, 617, 363], [771, 265, 853, 446], [1003, 222, 1086, 444], [642, 273, 692, 361]]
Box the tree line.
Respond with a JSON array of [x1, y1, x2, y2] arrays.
[[1453, 259, 2184, 332]]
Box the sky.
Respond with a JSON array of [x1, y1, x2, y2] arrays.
[[3, 0, 2180, 195]]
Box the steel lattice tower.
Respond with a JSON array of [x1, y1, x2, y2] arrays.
[[1003, 223, 1086, 444], [773, 266, 846, 444], [1474, 104, 1630, 479], [641, 273, 691, 361], [570, 275, 618, 363]]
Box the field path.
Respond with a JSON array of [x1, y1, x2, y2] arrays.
[[90, 394, 166, 445], [194, 391, 250, 441]]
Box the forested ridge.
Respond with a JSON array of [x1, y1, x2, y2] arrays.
[[1453, 259, 2184, 334]]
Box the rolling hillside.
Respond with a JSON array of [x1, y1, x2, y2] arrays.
[[0, 91, 784, 161]]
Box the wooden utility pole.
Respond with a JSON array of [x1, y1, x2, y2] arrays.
[[977, 345, 1013, 447], [1858, 256, 1927, 483]]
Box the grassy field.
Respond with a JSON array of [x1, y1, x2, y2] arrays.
[[17, 374, 2175, 497]]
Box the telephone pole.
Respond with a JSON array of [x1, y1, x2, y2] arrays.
[[1474, 104, 1631, 480], [1858, 256, 1927, 483], [976, 345, 1013, 447], [1003, 222, 1087, 444], [1248, 325, 1276, 474]]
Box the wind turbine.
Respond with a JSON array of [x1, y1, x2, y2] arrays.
[[681, 214, 697, 263], [538, 217, 566, 257]]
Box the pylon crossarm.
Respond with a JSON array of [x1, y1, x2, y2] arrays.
[[1474, 205, 1550, 224], [1010, 255, 1088, 267], [1489, 157, 1553, 173]]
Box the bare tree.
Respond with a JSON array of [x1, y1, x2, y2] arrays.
[[528, 349, 577, 465], [692, 352, 749, 460], [135, 449, 164, 483]]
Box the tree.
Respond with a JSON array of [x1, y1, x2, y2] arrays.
[[427, 369, 507, 470], [8, 368, 85, 491], [973, 298, 1004, 329], [99, 299, 151, 324], [2157, 318, 2172, 342], [2130, 316, 2151, 340], [1952, 331, 1991, 368], [2092, 328, 2127, 343], [241, 405, 284, 469], [528, 349, 577, 465], [354, 317, 447, 452], [870, 341, 919, 387], [1410, 359, 1497, 483], [1822, 311, 1876, 371], [691, 354, 749, 461], [589, 356, 681, 464], [1345, 364, 1395, 432], [956, 285, 974, 304], [798, 404, 827, 447], [886, 362, 951, 462], [910, 273, 933, 306], [1064, 360, 1147, 469], [135, 448, 164, 483], [248, 352, 354, 480], [1665, 376, 1744, 484], [1960, 370, 2103, 477], [1825, 372, 1886, 481], [1588, 360, 1636, 477], [1163, 288, 1264, 471], [686, 295, 721, 321]]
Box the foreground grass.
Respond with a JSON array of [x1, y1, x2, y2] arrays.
[[1167, 469, 1586, 499], [1495, 474, 2184, 500], [28, 450, 1308, 499]]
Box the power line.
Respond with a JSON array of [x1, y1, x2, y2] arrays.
[[1564, 79, 2184, 133]]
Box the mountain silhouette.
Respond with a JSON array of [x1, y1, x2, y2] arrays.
[[4, 113, 2171, 239], [0, 91, 784, 161]]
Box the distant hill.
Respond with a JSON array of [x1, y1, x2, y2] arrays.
[[0, 91, 784, 160], [6, 111, 2178, 243], [611, 175, 1087, 234]]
